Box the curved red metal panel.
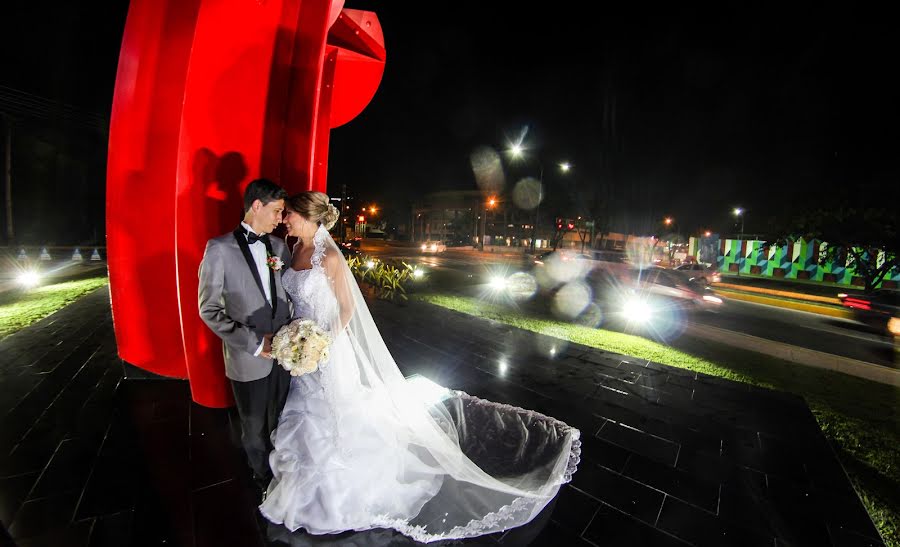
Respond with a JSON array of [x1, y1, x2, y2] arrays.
[[107, 0, 201, 380], [107, 0, 385, 407]]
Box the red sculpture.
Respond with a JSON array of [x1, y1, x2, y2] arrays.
[[106, 0, 385, 407]]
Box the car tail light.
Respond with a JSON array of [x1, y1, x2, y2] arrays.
[[843, 297, 871, 311]]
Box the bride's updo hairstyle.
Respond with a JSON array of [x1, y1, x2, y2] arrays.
[[287, 191, 340, 230]]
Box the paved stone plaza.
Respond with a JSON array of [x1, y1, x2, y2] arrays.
[[0, 288, 885, 546]]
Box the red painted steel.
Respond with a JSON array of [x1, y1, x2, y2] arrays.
[[107, 0, 385, 407]]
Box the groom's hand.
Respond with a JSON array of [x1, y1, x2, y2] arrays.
[[260, 334, 274, 359]]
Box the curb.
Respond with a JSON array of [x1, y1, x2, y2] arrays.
[[715, 288, 853, 320], [685, 323, 899, 386], [714, 282, 840, 305]]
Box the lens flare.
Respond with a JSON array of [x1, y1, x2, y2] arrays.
[[469, 146, 505, 194], [545, 252, 590, 285], [552, 281, 592, 319], [512, 177, 543, 210], [506, 272, 537, 300]]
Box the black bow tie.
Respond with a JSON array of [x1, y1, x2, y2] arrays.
[[245, 230, 269, 245]]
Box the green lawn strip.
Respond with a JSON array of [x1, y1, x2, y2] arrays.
[[0, 277, 110, 339], [416, 292, 900, 546]]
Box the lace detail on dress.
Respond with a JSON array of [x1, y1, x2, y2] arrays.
[[311, 224, 328, 271], [452, 390, 582, 484], [368, 390, 582, 543], [371, 496, 538, 543]]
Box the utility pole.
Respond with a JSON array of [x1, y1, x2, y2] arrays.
[[340, 184, 347, 244], [3, 116, 12, 245]]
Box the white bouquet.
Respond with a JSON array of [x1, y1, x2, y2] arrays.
[[271, 319, 333, 377]]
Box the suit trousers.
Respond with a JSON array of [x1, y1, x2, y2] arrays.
[[230, 364, 291, 486]]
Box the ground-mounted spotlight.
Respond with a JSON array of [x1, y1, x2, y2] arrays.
[[412, 269, 424, 279], [17, 271, 41, 288], [366, 260, 376, 269]]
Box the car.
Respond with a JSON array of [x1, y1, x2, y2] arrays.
[[420, 241, 446, 253], [674, 262, 721, 285], [443, 238, 470, 248], [628, 266, 723, 311], [838, 289, 900, 336]]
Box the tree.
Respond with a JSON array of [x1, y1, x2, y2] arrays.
[[781, 207, 899, 293]]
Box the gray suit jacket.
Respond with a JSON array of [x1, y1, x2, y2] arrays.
[[198, 228, 293, 382]]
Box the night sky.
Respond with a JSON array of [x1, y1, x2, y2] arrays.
[[1, 1, 897, 243]]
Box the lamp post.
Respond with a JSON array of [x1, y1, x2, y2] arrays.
[[480, 196, 496, 251], [733, 207, 745, 276], [508, 141, 570, 254], [733, 208, 744, 241]]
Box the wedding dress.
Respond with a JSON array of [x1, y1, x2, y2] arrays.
[[259, 225, 580, 543]]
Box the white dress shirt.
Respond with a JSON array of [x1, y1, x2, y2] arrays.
[[241, 222, 271, 357]]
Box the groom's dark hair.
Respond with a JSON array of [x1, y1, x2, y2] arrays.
[[243, 178, 288, 213]]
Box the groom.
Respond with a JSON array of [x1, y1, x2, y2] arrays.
[[198, 178, 293, 495]]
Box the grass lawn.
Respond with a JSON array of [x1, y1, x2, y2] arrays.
[[0, 276, 110, 339], [417, 292, 900, 547]]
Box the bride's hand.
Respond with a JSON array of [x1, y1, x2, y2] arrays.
[[261, 334, 274, 359]]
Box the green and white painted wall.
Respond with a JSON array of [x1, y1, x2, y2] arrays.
[[689, 236, 900, 288]]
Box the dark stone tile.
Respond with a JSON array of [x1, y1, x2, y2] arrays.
[[508, 519, 593, 546], [264, 524, 433, 546], [65, 403, 116, 444], [547, 486, 600, 533], [596, 420, 679, 466], [87, 510, 133, 547], [623, 453, 719, 513], [0, 436, 60, 478], [193, 479, 263, 547], [0, 472, 38, 525], [570, 460, 665, 525], [8, 491, 79, 540], [826, 523, 887, 547], [74, 455, 137, 520], [14, 520, 93, 547], [131, 489, 193, 547], [30, 438, 100, 498], [189, 402, 232, 436], [760, 477, 846, 546], [578, 433, 631, 474], [656, 495, 775, 547], [676, 446, 750, 485], [190, 429, 247, 491], [582, 502, 690, 546]]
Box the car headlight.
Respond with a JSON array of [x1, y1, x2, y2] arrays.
[[623, 298, 652, 322], [421, 245, 427, 251], [489, 276, 507, 291]]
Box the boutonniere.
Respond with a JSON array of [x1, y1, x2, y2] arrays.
[[266, 253, 284, 271]]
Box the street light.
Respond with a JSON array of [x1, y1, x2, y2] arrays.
[[480, 196, 497, 251], [733, 207, 745, 276], [507, 140, 570, 253], [733, 208, 745, 241]]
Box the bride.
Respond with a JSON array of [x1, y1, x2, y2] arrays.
[[259, 191, 580, 543]]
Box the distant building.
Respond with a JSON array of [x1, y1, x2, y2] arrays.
[[411, 191, 546, 247]]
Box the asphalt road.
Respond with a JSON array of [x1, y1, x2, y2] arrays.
[[361, 243, 896, 368]]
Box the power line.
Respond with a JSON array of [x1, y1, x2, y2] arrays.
[[0, 84, 107, 131]]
